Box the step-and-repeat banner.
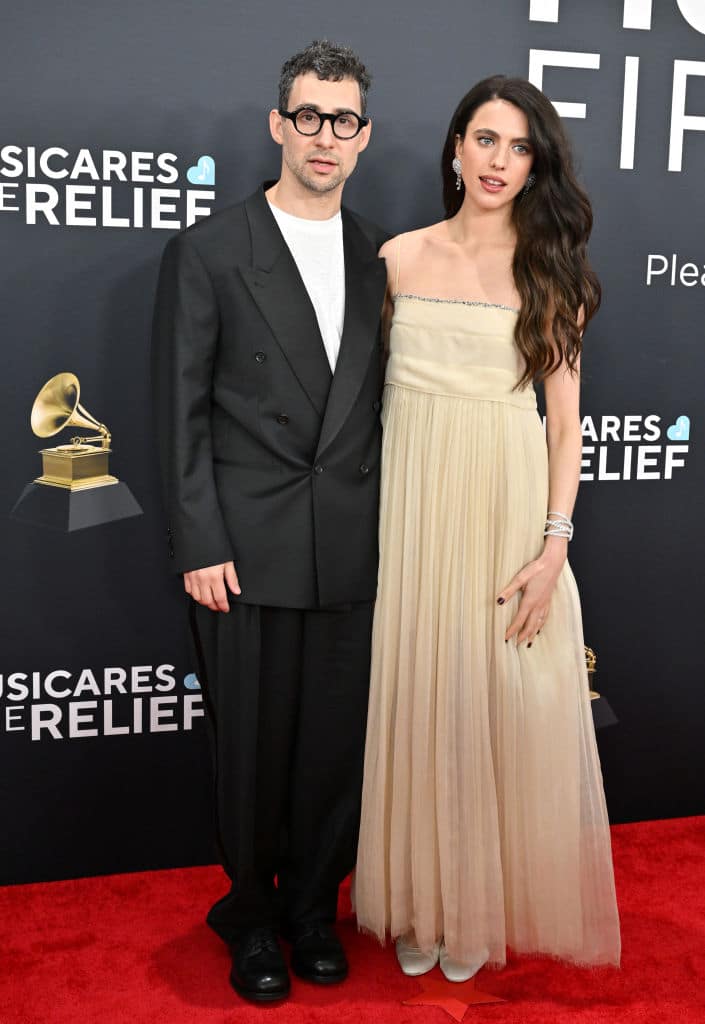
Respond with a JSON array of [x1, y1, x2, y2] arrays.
[[2, 0, 703, 884]]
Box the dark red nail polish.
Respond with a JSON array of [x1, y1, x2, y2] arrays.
[[527, 642, 532, 648], [497, 597, 505, 605]]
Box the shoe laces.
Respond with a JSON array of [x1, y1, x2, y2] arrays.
[[296, 924, 343, 953], [245, 929, 279, 958]]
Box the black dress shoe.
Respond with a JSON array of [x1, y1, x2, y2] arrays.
[[229, 927, 290, 1003], [290, 923, 348, 984]]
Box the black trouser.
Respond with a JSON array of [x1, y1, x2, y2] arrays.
[[190, 600, 374, 943]]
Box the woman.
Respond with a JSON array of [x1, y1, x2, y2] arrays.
[[354, 76, 621, 981]]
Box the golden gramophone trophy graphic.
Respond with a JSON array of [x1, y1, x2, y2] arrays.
[[11, 372, 142, 530], [585, 645, 617, 729]]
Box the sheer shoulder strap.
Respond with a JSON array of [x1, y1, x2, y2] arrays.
[[393, 234, 402, 295]]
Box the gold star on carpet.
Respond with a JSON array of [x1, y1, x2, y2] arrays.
[[403, 972, 505, 1020]]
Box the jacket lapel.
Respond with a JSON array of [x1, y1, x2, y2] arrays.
[[239, 187, 332, 418], [315, 209, 387, 458]]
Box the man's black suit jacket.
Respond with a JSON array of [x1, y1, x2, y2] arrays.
[[151, 185, 389, 609]]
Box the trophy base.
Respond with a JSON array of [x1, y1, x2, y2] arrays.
[[591, 694, 618, 730], [34, 474, 119, 490], [10, 481, 143, 532], [37, 444, 114, 490]]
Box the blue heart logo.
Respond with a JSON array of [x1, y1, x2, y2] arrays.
[[666, 415, 690, 442], [183, 673, 201, 690], [187, 155, 215, 186]]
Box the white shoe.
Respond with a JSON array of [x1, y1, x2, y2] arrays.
[[395, 935, 441, 976], [439, 943, 488, 982]]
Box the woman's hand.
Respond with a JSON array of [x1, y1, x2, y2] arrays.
[[497, 538, 568, 645]]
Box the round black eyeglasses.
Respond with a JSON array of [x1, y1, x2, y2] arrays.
[[279, 108, 369, 140]]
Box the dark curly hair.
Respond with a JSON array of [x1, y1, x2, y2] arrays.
[[441, 75, 600, 387], [278, 40, 372, 114]]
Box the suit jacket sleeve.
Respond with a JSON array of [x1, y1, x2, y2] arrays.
[[151, 232, 233, 574]]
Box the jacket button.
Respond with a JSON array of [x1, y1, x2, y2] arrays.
[[254, 351, 266, 363], [359, 463, 370, 475], [276, 414, 289, 425], [373, 400, 381, 412], [313, 463, 324, 475]]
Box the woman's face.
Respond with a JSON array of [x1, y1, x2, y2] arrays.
[[455, 98, 534, 210]]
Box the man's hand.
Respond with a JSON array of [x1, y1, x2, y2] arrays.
[[184, 561, 241, 612]]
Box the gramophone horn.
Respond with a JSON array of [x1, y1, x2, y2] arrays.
[[31, 372, 106, 439]]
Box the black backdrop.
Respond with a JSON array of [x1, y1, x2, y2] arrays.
[[2, 0, 703, 885]]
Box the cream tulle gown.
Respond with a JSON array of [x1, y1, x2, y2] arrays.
[[354, 281, 621, 968]]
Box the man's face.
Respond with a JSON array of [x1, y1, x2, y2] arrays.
[[270, 72, 371, 195]]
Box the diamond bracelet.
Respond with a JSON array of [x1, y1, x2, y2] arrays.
[[543, 511, 574, 541]]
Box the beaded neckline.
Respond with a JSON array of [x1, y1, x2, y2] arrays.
[[393, 293, 519, 314]]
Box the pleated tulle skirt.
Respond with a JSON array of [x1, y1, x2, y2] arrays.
[[354, 382, 621, 968]]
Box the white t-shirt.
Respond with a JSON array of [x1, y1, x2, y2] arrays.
[[268, 202, 345, 372]]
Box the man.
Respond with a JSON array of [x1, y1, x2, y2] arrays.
[[151, 40, 387, 1003]]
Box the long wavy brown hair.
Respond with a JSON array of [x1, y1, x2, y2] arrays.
[[441, 76, 600, 387]]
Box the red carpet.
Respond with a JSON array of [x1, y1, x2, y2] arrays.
[[1, 817, 703, 1024]]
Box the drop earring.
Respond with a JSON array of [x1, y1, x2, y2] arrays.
[[452, 157, 463, 191], [522, 173, 536, 195]]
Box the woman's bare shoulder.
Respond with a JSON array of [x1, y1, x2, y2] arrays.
[[379, 222, 448, 260]]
